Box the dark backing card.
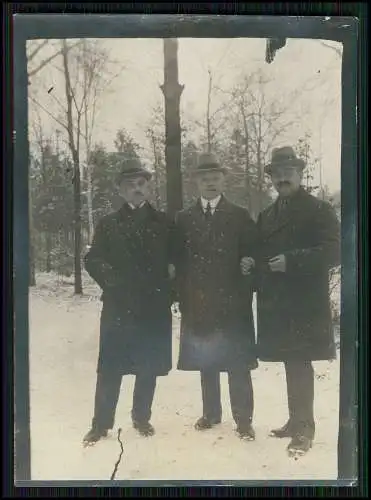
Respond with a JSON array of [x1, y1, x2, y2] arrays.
[[4, 2, 368, 496]]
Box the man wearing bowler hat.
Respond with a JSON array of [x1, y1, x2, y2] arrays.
[[82, 157, 174, 445], [174, 152, 258, 440], [242, 146, 340, 456]]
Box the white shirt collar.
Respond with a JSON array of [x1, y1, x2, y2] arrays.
[[128, 201, 146, 210], [200, 194, 222, 211]]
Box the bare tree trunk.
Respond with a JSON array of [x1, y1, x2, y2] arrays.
[[72, 151, 83, 295], [62, 40, 83, 295], [206, 69, 212, 152], [29, 243, 36, 285], [255, 100, 265, 215], [86, 165, 94, 242], [83, 47, 95, 244], [257, 141, 263, 214], [149, 131, 161, 209], [45, 232, 52, 272], [240, 100, 254, 217], [160, 38, 184, 219]]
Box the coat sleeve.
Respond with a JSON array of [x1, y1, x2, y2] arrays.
[[238, 209, 259, 260], [285, 201, 340, 275], [167, 215, 178, 266], [239, 209, 259, 291], [166, 215, 179, 303], [84, 219, 120, 290], [171, 212, 186, 272], [171, 211, 187, 307]]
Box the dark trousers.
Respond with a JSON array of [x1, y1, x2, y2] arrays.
[[284, 360, 315, 439], [91, 370, 157, 431], [200, 368, 254, 426]]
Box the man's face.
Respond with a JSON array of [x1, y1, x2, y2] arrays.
[[195, 171, 225, 200], [271, 165, 302, 198], [119, 176, 150, 206]]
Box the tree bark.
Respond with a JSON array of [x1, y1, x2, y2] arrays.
[[206, 69, 212, 152], [256, 114, 263, 216], [62, 40, 83, 295], [160, 38, 184, 220], [29, 247, 36, 285], [45, 232, 52, 272], [86, 164, 94, 242], [149, 130, 161, 209], [240, 100, 254, 217]]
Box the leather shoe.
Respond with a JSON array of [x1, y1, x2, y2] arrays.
[[287, 434, 313, 457], [236, 423, 255, 441], [133, 420, 155, 437], [194, 416, 221, 431], [269, 421, 293, 438], [82, 427, 108, 446]]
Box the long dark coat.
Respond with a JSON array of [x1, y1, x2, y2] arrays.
[[256, 187, 340, 362], [84, 202, 173, 376], [174, 196, 258, 372]]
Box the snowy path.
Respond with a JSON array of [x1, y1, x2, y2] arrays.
[[29, 276, 339, 481]]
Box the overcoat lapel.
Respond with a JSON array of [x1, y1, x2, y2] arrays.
[[213, 195, 231, 219], [192, 195, 232, 245], [261, 188, 306, 242], [195, 194, 232, 219]]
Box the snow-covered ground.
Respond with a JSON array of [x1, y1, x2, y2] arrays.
[[29, 272, 340, 481]]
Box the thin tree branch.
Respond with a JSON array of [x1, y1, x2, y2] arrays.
[[29, 95, 69, 133], [27, 40, 49, 63], [262, 121, 297, 156], [87, 89, 98, 154], [28, 40, 82, 78], [46, 87, 68, 114]]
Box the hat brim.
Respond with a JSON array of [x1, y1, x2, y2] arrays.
[[193, 166, 227, 175], [117, 170, 152, 183], [264, 159, 305, 176]]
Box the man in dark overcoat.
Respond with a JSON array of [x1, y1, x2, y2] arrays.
[[82, 158, 174, 445], [242, 146, 340, 456], [174, 152, 258, 440]]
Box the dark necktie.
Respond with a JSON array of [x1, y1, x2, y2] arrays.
[[204, 202, 212, 219]]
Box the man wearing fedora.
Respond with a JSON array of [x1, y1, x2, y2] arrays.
[[242, 146, 340, 456], [174, 152, 258, 440], [82, 158, 174, 445]]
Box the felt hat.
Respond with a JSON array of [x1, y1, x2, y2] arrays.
[[116, 157, 152, 184], [193, 152, 226, 175], [265, 146, 305, 176]]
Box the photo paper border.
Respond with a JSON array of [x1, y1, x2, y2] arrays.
[[6, 5, 366, 494]]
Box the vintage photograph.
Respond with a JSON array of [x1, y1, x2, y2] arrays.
[[26, 36, 342, 481]]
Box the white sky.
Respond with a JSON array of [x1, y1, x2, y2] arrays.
[[27, 37, 342, 192]]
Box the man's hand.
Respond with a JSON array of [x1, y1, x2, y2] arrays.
[[168, 264, 176, 280], [268, 254, 286, 273], [240, 257, 255, 276]]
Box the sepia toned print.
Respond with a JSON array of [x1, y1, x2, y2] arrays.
[[26, 36, 342, 481]]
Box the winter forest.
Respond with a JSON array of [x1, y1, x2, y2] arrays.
[[27, 37, 341, 324]]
